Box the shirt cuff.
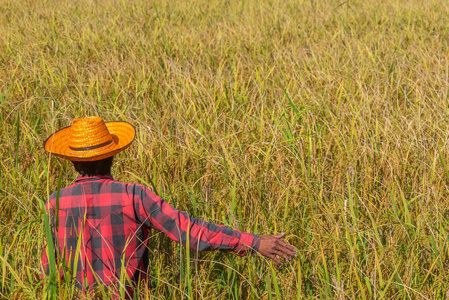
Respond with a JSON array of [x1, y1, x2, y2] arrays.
[[233, 232, 261, 256]]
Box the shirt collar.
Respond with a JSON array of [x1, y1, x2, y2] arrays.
[[75, 174, 114, 183]]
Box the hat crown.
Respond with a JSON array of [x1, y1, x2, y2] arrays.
[[68, 116, 114, 151]]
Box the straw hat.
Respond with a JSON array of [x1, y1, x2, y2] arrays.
[[44, 116, 136, 161]]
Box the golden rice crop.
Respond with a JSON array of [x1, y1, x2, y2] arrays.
[[1, 0, 449, 298]]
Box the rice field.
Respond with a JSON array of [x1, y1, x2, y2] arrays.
[[1, 0, 449, 298]]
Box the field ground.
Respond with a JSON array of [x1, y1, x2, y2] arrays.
[[1, 0, 449, 298]]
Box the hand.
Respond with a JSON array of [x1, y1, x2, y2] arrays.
[[257, 233, 297, 265]]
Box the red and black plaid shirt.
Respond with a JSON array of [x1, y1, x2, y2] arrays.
[[41, 175, 260, 294]]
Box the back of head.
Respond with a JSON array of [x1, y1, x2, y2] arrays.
[[72, 156, 114, 176]]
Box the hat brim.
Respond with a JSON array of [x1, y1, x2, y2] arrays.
[[44, 121, 136, 161]]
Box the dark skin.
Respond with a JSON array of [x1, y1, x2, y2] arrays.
[[257, 233, 297, 264]]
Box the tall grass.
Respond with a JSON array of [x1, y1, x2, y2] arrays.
[[1, 0, 449, 298]]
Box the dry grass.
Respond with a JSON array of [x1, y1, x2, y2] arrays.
[[1, 0, 449, 298]]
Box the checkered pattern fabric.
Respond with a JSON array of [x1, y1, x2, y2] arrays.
[[41, 175, 260, 294]]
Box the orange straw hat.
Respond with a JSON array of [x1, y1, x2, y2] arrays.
[[44, 116, 136, 161]]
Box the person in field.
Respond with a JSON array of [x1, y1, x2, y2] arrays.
[[42, 116, 296, 297]]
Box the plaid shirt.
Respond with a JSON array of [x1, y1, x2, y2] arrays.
[[41, 175, 260, 294]]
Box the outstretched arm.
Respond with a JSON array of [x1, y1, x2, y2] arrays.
[[134, 185, 259, 256], [134, 185, 297, 263]]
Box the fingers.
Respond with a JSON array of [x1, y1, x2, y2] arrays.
[[272, 234, 297, 258], [271, 233, 297, 253], [272, 232, 285, 239], [269, 249, 295, 265], [259, 233, 297, 265], [273, 249, 291, 262], [268, 253, 283, 265], [276, 242, 297, 258], [278, 239, 297, 253]]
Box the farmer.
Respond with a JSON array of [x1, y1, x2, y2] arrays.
[[42, 116, 296, 297]]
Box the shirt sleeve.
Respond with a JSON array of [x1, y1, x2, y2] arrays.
[[133, 185, 260, 256]]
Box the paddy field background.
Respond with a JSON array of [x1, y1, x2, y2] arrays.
[[1, 0, 449, 298]]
